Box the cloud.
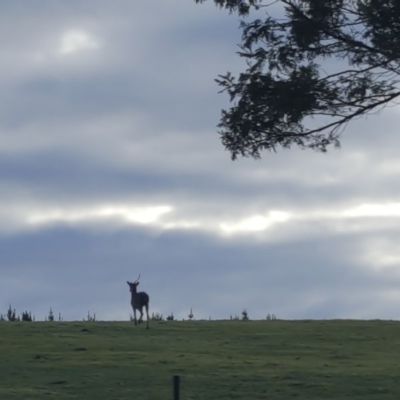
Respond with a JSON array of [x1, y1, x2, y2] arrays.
[[27, 204, 172, 227], [342, 203, 400, 218], [220, 211, 292, 234], [58, 30, 99, 55]]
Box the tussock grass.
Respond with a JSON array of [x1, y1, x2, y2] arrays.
[[0, 320, 399, 399]]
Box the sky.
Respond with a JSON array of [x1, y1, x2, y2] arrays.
[[1, 0, 400, 322]]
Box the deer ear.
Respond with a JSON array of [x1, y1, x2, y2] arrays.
[[127, 281, 130, 285]]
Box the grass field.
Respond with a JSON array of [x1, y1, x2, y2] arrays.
[[0, 319, 400, 399]]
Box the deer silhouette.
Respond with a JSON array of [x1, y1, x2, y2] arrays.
[[127, 274, 150, 329]]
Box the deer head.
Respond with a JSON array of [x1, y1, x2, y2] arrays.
[[127, 274, 141, 292]]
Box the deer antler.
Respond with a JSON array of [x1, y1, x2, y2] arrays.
[[133, 274, 141, 283]]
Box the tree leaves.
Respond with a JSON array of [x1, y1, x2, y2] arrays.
[[196, 0, 400, 159]]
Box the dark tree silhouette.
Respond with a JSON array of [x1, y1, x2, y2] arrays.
[[195, 0, 400, 159]]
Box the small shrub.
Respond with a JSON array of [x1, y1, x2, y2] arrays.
[[266, 313, 277, 320], [0, 314, 5, 321], [83, 311, 96, 322], [151, 312, 164, 321], [241, 309, 249, 321], [188, 308, 194, 321], [7, 305, 17, 322], [166, 312, 174, 321], [230, 314, 240, 321], [58, 312, 63, 322], [21, 311, 33, 322], [46, 308, 54, 322]]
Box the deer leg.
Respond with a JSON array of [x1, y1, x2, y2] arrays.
[[145, 304, 149, 330], [133, 309, 137, 326], [139, 309, 144, 324]]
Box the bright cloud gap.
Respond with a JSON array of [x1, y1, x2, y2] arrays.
[[28, 205, 172, 226], [18, 201, 400, 237]]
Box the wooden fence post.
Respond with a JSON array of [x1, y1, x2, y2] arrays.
[[173, 375, 180, 400]]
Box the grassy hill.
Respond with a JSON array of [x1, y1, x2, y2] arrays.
[[0, 319, 399, 399]]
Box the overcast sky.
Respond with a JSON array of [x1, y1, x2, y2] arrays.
[[1, 1, 400, 322]]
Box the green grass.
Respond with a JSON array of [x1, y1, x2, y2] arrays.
[[0, 320, 400, 399]]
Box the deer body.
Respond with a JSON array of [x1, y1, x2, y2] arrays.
[[127, 276, 150, 329]]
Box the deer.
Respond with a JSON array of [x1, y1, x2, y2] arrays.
[[127, 274, 150, 330]]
